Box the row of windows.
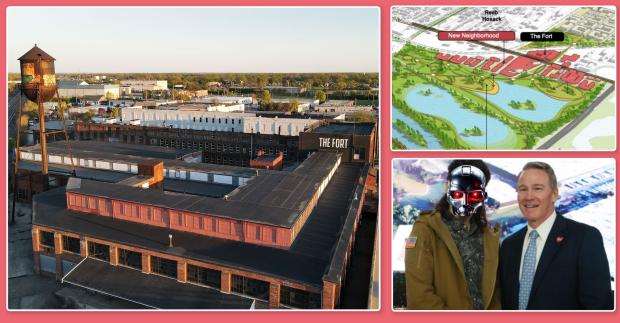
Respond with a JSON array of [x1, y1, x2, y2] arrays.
[[68, 194, 99, 211], [39, 232, 319, 308], [192, 117, 239, 125], [118, 203, 160, 222], [204, 155, 247, 167], [39, 232, 82, 256]]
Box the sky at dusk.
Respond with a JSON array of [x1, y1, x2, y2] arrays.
[[7, 7, 379, 73]]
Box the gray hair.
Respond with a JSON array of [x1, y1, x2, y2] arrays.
[[520, 161, 558, 192]]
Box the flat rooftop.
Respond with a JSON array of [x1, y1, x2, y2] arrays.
[[34, 163, 362, 287], [64, 151, 341, 228], [22, 141, 196, 161], [64, 258, 254, 309], [19, 160, 236, 198], [310, 123, 375, 136], [20, 141, 258, 178]]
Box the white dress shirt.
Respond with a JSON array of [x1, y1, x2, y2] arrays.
[[519, 211, 557, 280]]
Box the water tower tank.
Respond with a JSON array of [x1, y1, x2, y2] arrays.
[[18, 44, 57, 102]]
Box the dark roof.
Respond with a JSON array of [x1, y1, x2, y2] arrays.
[[226, 152, 341, 223], [310, 122, 375, 136], [19, 45, 55, 61], [22, 141, 196, 161], [292, 150, 341, 177], [18, 160, 235, 198], [64, 258, 254, 309], [33, 163, 362, 287], [60, 150, 340, 228], [19, 160, 134, 183], [20, 141, 257, 178], [66, 177, 298, 227], [163, 179, 235, 198]]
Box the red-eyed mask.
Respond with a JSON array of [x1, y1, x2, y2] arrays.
[[446, 165, 488, 217]]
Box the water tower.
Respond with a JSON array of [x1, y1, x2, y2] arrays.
[[11, 45, 75, 223], [18, 44, 57, 174]]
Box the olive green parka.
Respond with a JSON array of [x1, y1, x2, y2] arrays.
[[405, 211, 502, 310]]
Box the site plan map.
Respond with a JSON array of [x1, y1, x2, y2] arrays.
[[392, 6, 616, 150]]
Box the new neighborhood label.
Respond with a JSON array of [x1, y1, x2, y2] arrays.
[[438, 31, 516, 41]]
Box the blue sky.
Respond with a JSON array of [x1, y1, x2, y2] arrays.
[[7, 7, 379, 73]]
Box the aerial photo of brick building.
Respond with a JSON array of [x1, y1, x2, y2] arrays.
[[24, 121, 378, 309]]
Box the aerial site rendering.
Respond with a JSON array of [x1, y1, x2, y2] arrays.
[[392, 6, 616, 150]]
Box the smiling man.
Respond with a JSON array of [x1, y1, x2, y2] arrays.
[[499, 161, 613, 310]]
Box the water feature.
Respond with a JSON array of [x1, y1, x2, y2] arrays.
[[481, 81, 568, 122], [402, 85, 514, 147], [392, 107, 442, 149]]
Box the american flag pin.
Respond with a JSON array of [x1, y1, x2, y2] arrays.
[[556, 236, 565, 244], [406, 236, 417, 249]]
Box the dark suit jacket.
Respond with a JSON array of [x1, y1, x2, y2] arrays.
[[499, 214, 612, 310]]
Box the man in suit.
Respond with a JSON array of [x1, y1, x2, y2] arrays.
[[499, 161, 613, 310]]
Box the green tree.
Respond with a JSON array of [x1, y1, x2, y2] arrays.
[[289, 99, 300, 112], [80, 111, 94, 123], [110, 107, 121, 119], [258, 90, 272, 105], [347, 111, 375, 122], [56, 101, 68, 119], [316, 90, 327, 103]]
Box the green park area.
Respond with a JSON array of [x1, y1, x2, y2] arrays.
[[392, 43, 607, 150]]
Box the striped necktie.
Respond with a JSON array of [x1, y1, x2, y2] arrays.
[[519, 230, 539, 310]]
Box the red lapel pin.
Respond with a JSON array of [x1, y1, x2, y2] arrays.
[[556, 235, 565, 244]]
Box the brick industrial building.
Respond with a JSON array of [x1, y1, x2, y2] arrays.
[[74, 122, 304, 167], [26, 122, 377, 309], [72, 119, 376, 167]]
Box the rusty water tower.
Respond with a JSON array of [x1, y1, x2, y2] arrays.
[[17, 44, 57, 175], [19, 44, 57, 102], [12, 45, 75, 224]]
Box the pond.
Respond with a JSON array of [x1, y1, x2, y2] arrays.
[[392, 107, 442, 149], [480, 81, 568, 122], [402, 85, 515, 148]]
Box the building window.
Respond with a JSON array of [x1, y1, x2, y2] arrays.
[[39, 231, 55, 253], [280, 285, 321, 309], [62, 236, 81, 254], [118, 248, 142, 270], [150, 256, 177, 278], [187, 264, 221, 289], [87, 241, 110, 262], [231, 275, 269, 301]]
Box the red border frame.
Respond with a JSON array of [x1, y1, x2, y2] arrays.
[[2, 0, 618, 321]]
